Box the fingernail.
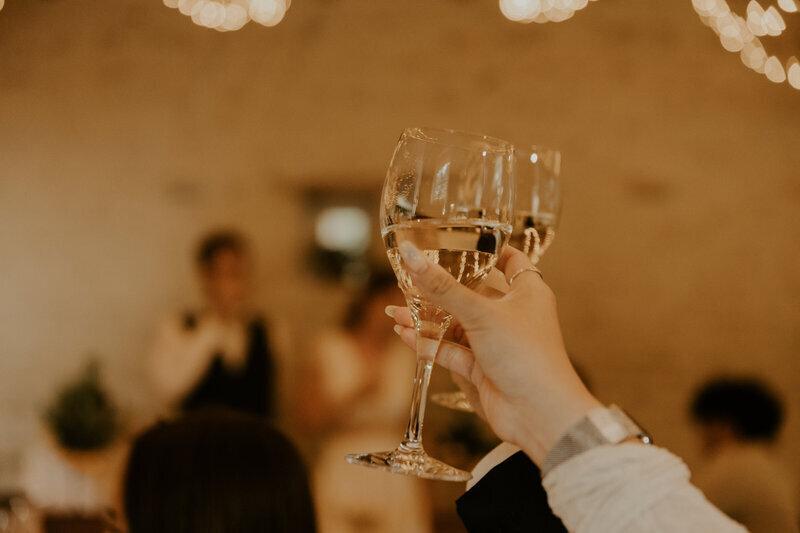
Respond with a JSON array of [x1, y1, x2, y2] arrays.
[[385, 305, 398, 318], [399, 241, 427, 273], [393, 324, 403, 335]]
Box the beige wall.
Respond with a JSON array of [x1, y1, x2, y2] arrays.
[[1, 0, 799, 479]]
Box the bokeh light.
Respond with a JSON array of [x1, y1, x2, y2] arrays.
[[693, 0, 799, 90], [164, 0, 290, 31], [764, 55, 787, 81], [499, 0, 596, 24]]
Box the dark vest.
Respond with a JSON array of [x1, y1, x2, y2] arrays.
[[180, 314, 275, 418]]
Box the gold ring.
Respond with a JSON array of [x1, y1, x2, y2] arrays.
[[509, 266, 543, 285]]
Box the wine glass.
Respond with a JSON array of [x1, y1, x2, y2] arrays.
[[345, 127, 514, 481], [431, 144, 561, 412]]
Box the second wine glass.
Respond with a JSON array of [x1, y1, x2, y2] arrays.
[[431, 144, 561, 413], [345, 127, 514, 481]]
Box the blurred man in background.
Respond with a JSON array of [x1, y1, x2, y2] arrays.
[[690, 377, 799, 533], [149, 230, 280, 418]]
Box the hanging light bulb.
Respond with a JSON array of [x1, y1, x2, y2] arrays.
[[500, 0, 590, 23], [249, 0, 290, 26], [764, 56, 787, 82], [787, 57, 800, 89], [695, 0, 800, 90], [165, 0, 289, 31]]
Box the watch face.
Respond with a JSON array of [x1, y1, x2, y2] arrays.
[[587, 408, 629, 443], [588, 406, 646, 444]]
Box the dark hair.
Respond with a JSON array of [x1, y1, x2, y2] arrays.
[[342, 270, 399, 330], [124, 410, 316, 533], [196, 230, 247, 269], [691, 377, 784, 442]]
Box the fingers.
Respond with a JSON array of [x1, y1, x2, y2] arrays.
[[387, 305, 471, 348], [385, 305, 413, 327], [392, 324, 477, 382], [496, 246, 545, 289], [398, 242, 486, 327]]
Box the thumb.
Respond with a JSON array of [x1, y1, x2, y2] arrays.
[[398, 241, 487, 327]]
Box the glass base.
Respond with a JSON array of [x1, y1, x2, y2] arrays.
[[345, 448, 472, 482], [430, 391, 475, 413]]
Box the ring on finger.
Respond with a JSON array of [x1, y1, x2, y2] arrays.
[[508, 266, 543, 285]]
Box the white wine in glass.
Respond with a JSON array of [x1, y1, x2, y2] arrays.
[[431, 144, 561, 412], [345, 127, 514, 481]]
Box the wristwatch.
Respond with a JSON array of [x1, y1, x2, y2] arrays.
[[541, 404, 652, 476]]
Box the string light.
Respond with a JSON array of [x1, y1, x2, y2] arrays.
[[787, 56, 800, 87], [498, 0, 599, 24], [693, 0, 799, 90], [164, 0, 289, 31]]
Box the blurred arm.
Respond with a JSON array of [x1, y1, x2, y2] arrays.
[[148, 316, 223, 405]]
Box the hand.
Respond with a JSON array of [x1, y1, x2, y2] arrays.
[[386, 307, 488, 421], [389, 241, 602, 465]]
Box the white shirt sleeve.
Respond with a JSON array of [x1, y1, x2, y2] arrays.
[[148, 316, 229, 404], [542, 443, 750, 533]]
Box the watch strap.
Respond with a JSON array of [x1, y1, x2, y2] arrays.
[[541, 405, 651, 477]]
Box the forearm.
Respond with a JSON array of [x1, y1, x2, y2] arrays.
[[150, 324, 220, 402], [541, 444, 748, 533]]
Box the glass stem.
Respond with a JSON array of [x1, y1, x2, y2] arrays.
[[399, 302, 450, 454], [400, 357, 435, 452]]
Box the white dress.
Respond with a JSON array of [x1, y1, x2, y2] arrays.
[[310, 330, 431, 533]]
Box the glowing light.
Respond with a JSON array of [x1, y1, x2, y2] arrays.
[[222, 1, 249, 30], [692, 0, 718, 15], [500, 0, 590, 23], [764, 56, 786, 82], [530, 153, 539, 163], [761, 6, 785, 37], [249, 0, 288, 26], [546, 7, 574, 21], [786, 57, 800, 89], [499, 0, 541, 22], [315, 207, 371, 254], [167, 0, 290, 30], [178, 0, 201, 15], [746, 1, 767, 35], [740, 40, 768, 71], [777, 0, 798, 12]]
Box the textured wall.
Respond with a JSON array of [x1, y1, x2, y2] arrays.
[[0, 0, 798, 482]]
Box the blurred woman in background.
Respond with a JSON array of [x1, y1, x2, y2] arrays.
[[148, 230, 280, 418], [298, 271, 431, 533]]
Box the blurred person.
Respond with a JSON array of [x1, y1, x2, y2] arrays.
[[149, 230, 280, 418], [690, 377, 799, 533], [298, 271, 431, 533], [387, 241, 750, 533], [124, 409, 316, 533]]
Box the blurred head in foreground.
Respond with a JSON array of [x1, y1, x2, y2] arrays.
[[691, 377, 784, 456], [124, 410, 316, 533], [196, 230, 252, 318]]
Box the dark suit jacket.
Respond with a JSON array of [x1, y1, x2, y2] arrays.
[[456, 451, 568, 533]]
